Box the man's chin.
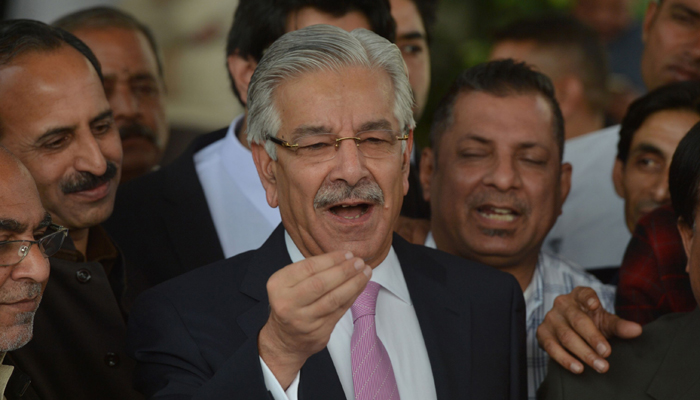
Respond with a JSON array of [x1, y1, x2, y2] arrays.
[[0, 322, 34, 352]]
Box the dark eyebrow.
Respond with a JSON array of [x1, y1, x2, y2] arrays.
[[458, 134, 493, 145], [358, 119, 394, 132], [397, 31, 426, 41], [36, 125, 77, 143], [129, 73, 158, 83], [90, 109, 113, 125], [670, 3, 700, 19], [35, 109, 113, 144], [37, 212, 52, 230], [631, 142, 665, 158], [0, 219, 26, 234]]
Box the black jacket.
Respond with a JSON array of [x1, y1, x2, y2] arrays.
[[127, 225, 527, 399]]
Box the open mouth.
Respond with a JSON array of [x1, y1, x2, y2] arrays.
[[329, 203, 371, 220], [477, 205, 519, 222]]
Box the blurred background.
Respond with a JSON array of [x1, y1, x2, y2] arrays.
[[0, 0, 649, 154]]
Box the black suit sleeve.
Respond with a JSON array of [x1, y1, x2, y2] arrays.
[[126, 290, 273, 400]]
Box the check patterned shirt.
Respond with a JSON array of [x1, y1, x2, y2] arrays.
[[616, 204, 695, 325], [525, 252, 616, 400]]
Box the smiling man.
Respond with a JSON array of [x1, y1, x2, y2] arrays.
[[127, 25, 526, 400], [419, 60, 614, 399], [0, 20, 144, 400], [0, 148, 57, 399]]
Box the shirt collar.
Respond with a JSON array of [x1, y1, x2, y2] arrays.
[[221, 114, 281, 227], [424, 231, 436, 249], [53, 226, 118, 267], [284, 230, 412, 305]]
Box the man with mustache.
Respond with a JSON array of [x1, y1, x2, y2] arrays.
[[0, 20, 145, 400], [54, 7, 169, 184], [104, 0, 398, 288], [126, 25, 526, 399], [418, 59, 614, 399], [0, 147, 57, 400]]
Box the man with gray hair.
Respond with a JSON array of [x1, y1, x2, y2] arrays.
[[0, 147, 59, 399], [127, 25, 525, 399]]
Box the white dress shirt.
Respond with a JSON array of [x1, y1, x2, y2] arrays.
[[194, 115, 281, 258], [544, 125, 631, 269], [261, 232, 438, 400]]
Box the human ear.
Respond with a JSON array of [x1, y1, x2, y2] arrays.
[[251, 143, 279, 208], [227, 51, 258, 106]]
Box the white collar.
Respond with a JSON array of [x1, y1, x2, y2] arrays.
[[284, 230, 412, 305], [424, 231, 436, 249], [220, 114, 280, 226]]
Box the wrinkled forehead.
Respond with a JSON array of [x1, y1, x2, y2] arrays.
[[449, 91, 557, 148], [274, 67, 398, 133], [0, 46, 109, 138]]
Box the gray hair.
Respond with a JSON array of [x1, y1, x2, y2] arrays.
[[246, 24, 415, 160]]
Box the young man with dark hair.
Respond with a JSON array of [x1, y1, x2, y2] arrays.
[[105, 0, 397, 288], [53, 7, 169, 184], [390, 0, 437, 121], [419, 59, 613, 399], [539, 121, 700, 400], [611, 81, 700, 325], [0, 19, 146, 400]]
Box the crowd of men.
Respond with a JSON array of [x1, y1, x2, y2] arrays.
[[0, 0, 698, 399]]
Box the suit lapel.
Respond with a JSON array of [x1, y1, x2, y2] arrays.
[[647, 308, 700, 400], [236, 225, 345, 400], [393, 234, 471, 399], [159, 130, 227, 276]]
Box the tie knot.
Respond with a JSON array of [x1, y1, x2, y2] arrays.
[[351, 281, 381, 321]]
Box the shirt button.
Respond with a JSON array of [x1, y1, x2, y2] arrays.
[[104, 352, 120, 368], [76, 269, 92, 283]]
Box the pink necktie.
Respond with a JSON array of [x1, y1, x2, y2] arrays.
[[350, 281, 400, 400]]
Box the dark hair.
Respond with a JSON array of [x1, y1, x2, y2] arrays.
[[670, 121, 700, 227], [0, 19, 102, 81], [617, 81, 700, 163], [53, 6, 163, 79], [225, 0, 395, 106], [493, 14, 608, 112], [407, 0, 439, 43], [430, 59, 565, 159]]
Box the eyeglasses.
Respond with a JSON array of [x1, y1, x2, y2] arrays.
[[267, 130, 409, 162], [0, 224, 68, 267]]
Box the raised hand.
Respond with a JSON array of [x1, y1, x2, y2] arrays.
[[258, 250, 372, 388]]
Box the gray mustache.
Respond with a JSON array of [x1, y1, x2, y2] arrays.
[[314, 180, 384, 209]]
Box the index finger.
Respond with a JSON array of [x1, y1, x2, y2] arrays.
[[276, 250, 355, 287], [571, 286, 602, 312]]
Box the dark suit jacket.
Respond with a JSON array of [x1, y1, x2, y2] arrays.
[[104, 128, 227, 286], [6, 230, 143, 400], [127, 225, 527, 399], [538, 308, 700, 400]]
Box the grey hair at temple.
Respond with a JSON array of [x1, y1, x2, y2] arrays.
[[246, 24, 415, 160]]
